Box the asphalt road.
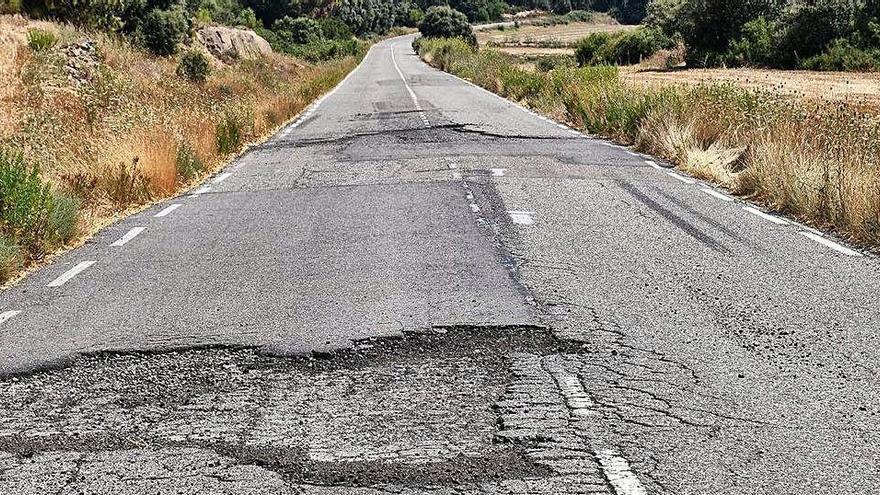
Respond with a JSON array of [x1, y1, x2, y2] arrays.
[[1, 35, 879, 494]]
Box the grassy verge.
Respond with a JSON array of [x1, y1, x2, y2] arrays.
[[415, 37, 880, 251], [0, 15, 366, 283]]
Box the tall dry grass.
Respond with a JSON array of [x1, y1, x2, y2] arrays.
[[416, 38, 880, 249], [0, 14, 364, 281]]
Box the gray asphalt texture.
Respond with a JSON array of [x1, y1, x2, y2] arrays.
[[1, 35, 879, 494]]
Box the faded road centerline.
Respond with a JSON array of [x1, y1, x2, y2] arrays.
[[111, 227, 146, 247], [47, 261, 96, 288]]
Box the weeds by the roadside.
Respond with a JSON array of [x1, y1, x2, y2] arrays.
[[416, 38, 880, 249]]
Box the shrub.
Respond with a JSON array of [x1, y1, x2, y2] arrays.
[[177, 49, 211, 83], [236, 7, 261, 29], [273, 16, 324, 45], [26, 28, 58, 52], [536, 54, 576, 72], [320, 17, 353, 40], [175, 142, 204, 181], [576, 28, 673, 66], [724, 17, 774, 67], [103, 159, 152, 209], [802, 39, 880, 72], [48, 193, 81, 245], [140, 7, 189, 56], [419, 6, 477, 47], [0, 149, 54, 251], [282, 39, 364, 62], [0, 235, 22, 282]]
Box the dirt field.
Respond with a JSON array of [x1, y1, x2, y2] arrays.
[[622, 66, 880, 106], [477, 17, 635, 48]]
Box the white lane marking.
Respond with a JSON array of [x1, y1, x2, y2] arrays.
[[47, 261, 96, 288], [390, 42, 428, 128], [213, 172, 232, 184], [667, 171, 696, 184], [154, 204, 181, 218], [190, 185, 211, 196], [645, 160, 662, 170], [448, 163, 458, 169], [469, 203, 481, 213], [701, 188, 734, 202], [111, 227, 146, 247], [743, 206, 788, 225], [597, 450, 649, 495], [465, 192, 474, 200], [490, 168, 506, 177], [556, 123, 568, 130], [508, 211, 535, 225], [452, 172, 462, 180], [0, 310, 20, 325], [799, 232, 863, 257]]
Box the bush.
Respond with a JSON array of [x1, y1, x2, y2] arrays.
[[319, 17, 353, 40], [216, 114, 243, 156], [0, 148, 54, 252], [140, 7, 189, 56], [177, 49, 211, 83], [536, 54, 576, 72], [273, 16, 324, 45], [175, 142, 204, 181], [48, 193, 80, 245], [724, 17, 774, 67], [0, 235, 22, 282], [26, 28, 58, 52], [282, 39, 363, 62], [802, 39, 880, 72], [419, 6, 477, 47], [576, 28, 673, 66]]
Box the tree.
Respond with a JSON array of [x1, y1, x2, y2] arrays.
[[273, 16, 323, 44], [418, 5, 476, 46]]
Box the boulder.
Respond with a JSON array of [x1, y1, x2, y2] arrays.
[[195, 26, 271, 64]]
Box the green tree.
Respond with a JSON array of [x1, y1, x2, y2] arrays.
[[418, 5, 476, 46]]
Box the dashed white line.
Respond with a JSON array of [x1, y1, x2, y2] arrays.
[[452, 172, 462, 180], [47, 261, 96, 288], [597, 450, 649, 495], [799, 232, 862, 256], [700, 188, 734, 202], [469, 203, 481, 213], [154, 204, 181, 218], [508, 211, 535, 225], [213, 172, 232, 184], [667, 171, 696, 184], [645, 160, 662, 170], [465, 192, 474, 200], [743, 206, 789, 225], [111, 227, 146, 247], [190, 185, 211, 196], [490, 168, 506, 177], [0, 310, 20, 325]]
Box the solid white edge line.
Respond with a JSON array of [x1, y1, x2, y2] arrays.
[[645, 160, 662, 170], [154, 204, 181, 218], [700, 188, 734, 202], [0, 310, 20, 325], [743, 206, 789, 225], [667, 171, 696, 184], [47, 261, 96, 288], [799, 231, 863, 256], [110, 227, 146, 247]]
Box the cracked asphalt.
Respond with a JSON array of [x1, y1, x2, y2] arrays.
[[0, 35, 879, 494]]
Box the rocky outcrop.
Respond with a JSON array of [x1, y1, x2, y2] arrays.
[[195, 26, 272, 64]]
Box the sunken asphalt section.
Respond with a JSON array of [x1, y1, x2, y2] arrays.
[[1, 35, 879, 494]]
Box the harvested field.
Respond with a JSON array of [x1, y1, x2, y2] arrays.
[[624, 67, 880, 107], [477, 17, 635, 48]]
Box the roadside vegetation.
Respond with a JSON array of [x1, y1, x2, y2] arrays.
[[0, 0, 383, 282], [416, 37, 880, 250]]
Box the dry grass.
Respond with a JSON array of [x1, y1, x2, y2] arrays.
[[0, 14, 362, 281]]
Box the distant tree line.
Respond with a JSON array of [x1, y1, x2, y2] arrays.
[[646, 0, 880, 70]]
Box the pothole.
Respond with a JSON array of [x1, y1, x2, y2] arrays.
[[0, 326, 605, 493]]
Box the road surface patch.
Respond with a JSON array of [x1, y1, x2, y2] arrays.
[[154, 204, 181, 218], [110, 227, 146, 247], [47, 261, 96, 288]]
